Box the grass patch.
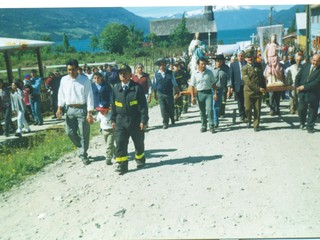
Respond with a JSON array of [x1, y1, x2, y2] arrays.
[[0, 122, 100, 193], [0, 101, 158, 193]]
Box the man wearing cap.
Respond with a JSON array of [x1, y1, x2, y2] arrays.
[[153, 57, 181, 129], [229, 50, 247, 121], [242, 51, 266, 132], [211, 54, 231, 128], [111, 63, 149, 174], [56, 59, 94, 165], [190, 57, 216, 133]]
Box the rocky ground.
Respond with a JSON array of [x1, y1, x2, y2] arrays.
[[0, 99, 320, 239]]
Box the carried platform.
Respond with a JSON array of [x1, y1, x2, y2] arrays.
[[266, 85, 295, 92]]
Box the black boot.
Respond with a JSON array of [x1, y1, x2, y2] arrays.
[[115, 161, 128, 174], [135, 158, 146, 169]]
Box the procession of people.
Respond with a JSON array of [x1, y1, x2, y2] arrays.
[[1, 33, 320, 174]]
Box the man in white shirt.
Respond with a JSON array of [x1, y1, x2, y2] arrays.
[[286, 54, 303, 114], [56, 59, 94, 165]]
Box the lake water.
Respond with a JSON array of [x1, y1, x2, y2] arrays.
[[55, 28, 257, 52]]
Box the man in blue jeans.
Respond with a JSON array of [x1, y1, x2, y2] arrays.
[[211, 54, 231, 128], [30, 69, 43, 125]]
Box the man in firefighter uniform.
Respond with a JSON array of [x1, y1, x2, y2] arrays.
[[172, 60, 190, 121], [111, 64, 149, 174]]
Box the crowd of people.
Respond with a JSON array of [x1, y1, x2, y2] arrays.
[[1, 33, 320, 174]]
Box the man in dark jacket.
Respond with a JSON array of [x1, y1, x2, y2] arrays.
[[295, 54, 320, 133], [153, 58, 180, 129], [230, 50, 246, 121], [111, 64, 149, 174]]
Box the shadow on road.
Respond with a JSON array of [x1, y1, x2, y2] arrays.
[[128, 153, 222, 173]]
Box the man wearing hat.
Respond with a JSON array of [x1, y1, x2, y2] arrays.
[[211, 54, 231, 128], [242, 50, 266, 132], [111, 63, 149, 174], [153, 57, 181, 129]]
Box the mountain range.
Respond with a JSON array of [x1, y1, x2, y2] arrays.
[[0, 5, 305, 41]]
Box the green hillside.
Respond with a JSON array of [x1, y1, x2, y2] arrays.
[[0, 7, 150, 41]]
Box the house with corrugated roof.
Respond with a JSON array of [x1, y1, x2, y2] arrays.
[[149, 6, 217, 47]]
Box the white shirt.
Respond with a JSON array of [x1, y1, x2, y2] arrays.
[[96, 111, 112, 130], [58, 74, 94, 111]]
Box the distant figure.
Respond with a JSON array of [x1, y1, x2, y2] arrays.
[[10, 81, 31, 137], [106, 64, 120, 87], [0, 79, 16, 137], [30, 69, 44, 125], [263, 34, 284, 86], [132, 63, 152, 104]]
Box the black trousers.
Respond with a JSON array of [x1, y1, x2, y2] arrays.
[[158, 92, 174, 125], [269, 92, 281, 113], [235, 86, 245, 118], [115, 120, 145, 162], [298, 96, 319, 130]]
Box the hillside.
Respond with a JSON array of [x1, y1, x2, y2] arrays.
[[257, 5, 306, 28], [0, 7, 149, 41], [0, 5, 305, 42]]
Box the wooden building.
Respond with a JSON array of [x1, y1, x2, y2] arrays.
[[149, 6, 217, 47]]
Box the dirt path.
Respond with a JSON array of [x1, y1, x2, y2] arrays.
[[1, 99, 319, 239]]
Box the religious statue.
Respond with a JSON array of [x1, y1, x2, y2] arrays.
[[263, 34, 284, 86], [188, 32, 207, 75]]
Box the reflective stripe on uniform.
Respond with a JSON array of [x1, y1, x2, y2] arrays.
[[135, 152, 144, 159], [129, 100, 138, 106], [115, 101, 123, 107], [116, 156, 128, 162]]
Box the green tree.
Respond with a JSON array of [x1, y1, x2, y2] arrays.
[[40, 35, 53, 55], [62, 33, 70, 52], [90, 35, 99, 52], [100, 23, 130, 54], [127, 24, 144, 49], [146, 32, 159, 47], [170, 13, 190, 47]]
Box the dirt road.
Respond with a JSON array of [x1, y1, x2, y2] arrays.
[[1, 99, 319, 239]]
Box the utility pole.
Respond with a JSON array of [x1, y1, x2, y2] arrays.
[[269, 6, 274, 26], [306, 4, 311, 63]]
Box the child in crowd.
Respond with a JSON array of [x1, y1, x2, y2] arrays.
[[95, 107, 115, 165], [10, 81, 31, 137]]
